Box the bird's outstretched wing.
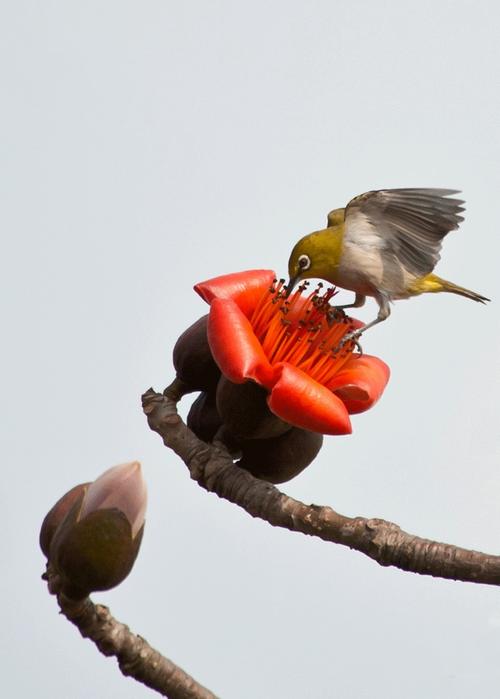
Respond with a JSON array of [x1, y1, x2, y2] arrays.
[[342, 188, 465, 276]]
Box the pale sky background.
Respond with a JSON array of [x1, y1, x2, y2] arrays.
[[2, 2, 500, 697]]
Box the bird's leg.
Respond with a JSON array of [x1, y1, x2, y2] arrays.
[[334, 296, 391, 353], [327, 293, 366, 325], [336, 292, 367, 312]]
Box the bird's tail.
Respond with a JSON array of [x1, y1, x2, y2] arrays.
[[421, 274, 490, 303]]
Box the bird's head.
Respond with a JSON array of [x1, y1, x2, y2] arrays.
[[286, 228, 341, 295]]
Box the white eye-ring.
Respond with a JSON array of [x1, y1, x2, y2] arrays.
[[298, 254, 311, 271]]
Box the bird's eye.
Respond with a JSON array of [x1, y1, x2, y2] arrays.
[[298, 254, 311, 271]]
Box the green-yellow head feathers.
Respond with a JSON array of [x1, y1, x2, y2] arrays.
[[287, 227, 343, 294]]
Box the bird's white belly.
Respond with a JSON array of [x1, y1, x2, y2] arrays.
[[335, 239, 418, 299], [335, 241, 385, 296]]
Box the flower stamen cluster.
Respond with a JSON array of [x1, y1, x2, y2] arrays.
[[251, 279, 356, 384]]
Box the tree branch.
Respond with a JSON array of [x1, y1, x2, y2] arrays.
[[43, 565, 218, 699], [142, 380, 500, 586]]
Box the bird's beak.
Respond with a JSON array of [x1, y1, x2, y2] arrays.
[[285, 275, 299, 298]]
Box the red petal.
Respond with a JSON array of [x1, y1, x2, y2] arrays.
[[195, 270, 276, 317], [268, 364, 352, 435], [327, 355, 390, 414], [350, 317, 365, 331], [207, 298, 274, 386]]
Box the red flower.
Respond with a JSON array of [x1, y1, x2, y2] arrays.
[[195, 270, 389, 436]]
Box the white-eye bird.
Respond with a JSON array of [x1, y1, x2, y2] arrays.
[[287, 188, 489, 344]]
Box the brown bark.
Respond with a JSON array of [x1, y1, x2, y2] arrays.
[[43, 565, 218, 699], [142, 379, 500, 586]]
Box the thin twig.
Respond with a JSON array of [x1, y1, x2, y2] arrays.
[[43, 566, 218, 699], [142, 380, 500, 586]]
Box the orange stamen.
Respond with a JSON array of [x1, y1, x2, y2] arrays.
[[249, 282, 357, 387]]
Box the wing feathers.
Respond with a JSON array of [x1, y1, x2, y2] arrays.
[[344, 188, 465, 276]]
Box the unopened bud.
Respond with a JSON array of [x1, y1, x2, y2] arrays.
[[46, 462, 147, 599], [79, 461, 147, 539], [173, 315, 221, 392], [216, 376, 291, 440], [239, 427, 323, 483], [187, 391, 222, 442], [39, 483, 89, 558]]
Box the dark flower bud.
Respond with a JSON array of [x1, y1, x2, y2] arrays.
[[238, 427, 323, 484], [216, 376, 291, 440], [173, 315, 221, 392], [187, 391, 223, 442], [46, 462, 147, 599], [39, 483, 90, 558]]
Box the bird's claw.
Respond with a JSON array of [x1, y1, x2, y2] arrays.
[[334, 331, 363, 356], [353, 338, 363, 355]]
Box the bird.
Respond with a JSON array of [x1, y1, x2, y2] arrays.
[[286, 188, 489, 347]]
